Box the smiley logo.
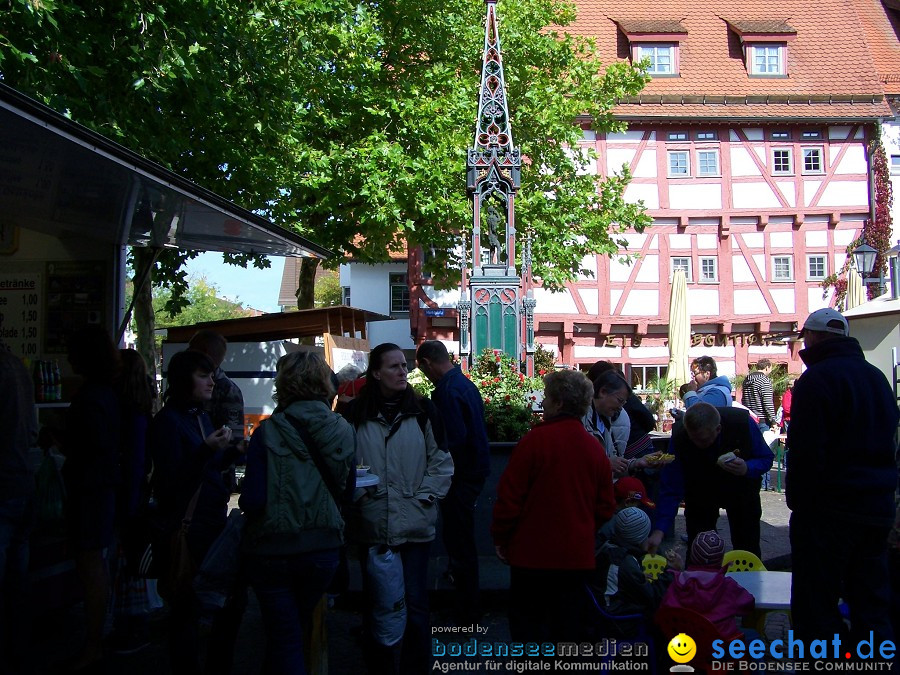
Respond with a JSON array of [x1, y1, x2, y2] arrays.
[[667, 633, 696, 664]]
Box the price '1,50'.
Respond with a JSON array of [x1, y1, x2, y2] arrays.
[[22, 310, 37, 322]]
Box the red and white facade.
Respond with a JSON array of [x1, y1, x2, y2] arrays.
[[343, 0, 900, 383]]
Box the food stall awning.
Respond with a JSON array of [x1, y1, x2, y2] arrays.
[[0, 83, 331, 259]]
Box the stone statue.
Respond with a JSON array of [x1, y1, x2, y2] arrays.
[[484, 204, 504, 264]]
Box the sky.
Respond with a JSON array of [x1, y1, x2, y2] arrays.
[[184, 252, 286, 313]]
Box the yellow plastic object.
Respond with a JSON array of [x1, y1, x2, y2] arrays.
[[722, 550, 767, 572], [642, 553, 668, 580]]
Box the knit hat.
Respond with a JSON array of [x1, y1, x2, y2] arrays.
[[613, 507, 651, 548], [690, 530, 725, 567], [614, 477, 655, 508]]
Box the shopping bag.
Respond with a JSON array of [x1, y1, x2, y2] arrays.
[[34, 451, 66, 534], [366, 545, 406, 646], [193, 508, 246, 615]]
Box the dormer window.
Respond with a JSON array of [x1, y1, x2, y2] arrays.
[[726, 19, 796, 78], [636, 44, 676, 75], [616, 20, 687, 78], [749, 44, 785, 75]]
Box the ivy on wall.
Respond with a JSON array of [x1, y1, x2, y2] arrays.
[[822, 126, 894, 306]]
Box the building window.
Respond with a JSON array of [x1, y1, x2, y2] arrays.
[[699, 256, 718, 282], [800, 130, 823, 140], [772, 256, 793, 281], [636, 44, 676, 75], [802, 147, 824, 174], [668, 151, 690, 176], [667, 131, 688, 141], [697, 150, 720, 176], [749, 44, 785, 75], [671, 257, 692, 281], [892, 155, 900, 175], [696, 131, 718, 141], [341, 286, 351, 307], [770, 130, 790, 140], [807, 254, 826, 280], [631, 364, 669, 392], [772, 148, 793, 175], [389, 273, 409, 314]]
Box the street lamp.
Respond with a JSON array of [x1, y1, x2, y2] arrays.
[[852, 243, 884, 295]]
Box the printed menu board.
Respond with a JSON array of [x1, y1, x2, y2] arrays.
[[0, 272, 42, 360], [44, 261, 106, 354]]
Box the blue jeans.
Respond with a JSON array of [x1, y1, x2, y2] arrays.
[[440, 476, 485, 623], [248, 549, 339, 675], [360, 541, 432, 675], [0, 495, 35, 673]]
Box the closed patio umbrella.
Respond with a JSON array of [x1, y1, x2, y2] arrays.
[[846, 268, 865, 310], [667, 268, 690, 388]]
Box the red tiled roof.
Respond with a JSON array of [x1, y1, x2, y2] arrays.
[[567, 0, 893, 118], [724, 19, 796, 34], [849, 0, 900, 96]]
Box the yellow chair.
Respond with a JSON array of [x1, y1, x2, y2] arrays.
[[722, 549, 767, 571], [641, 553, 667, 580]]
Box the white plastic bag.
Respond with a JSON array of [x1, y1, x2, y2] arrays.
[[366, 545, 406, 646]]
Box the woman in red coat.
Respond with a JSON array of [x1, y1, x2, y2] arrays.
[[492, 369, 616, 643]]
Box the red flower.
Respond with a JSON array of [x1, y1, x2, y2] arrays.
[[495, 356, 501, 363], [505, 394, 511, 401], [493, 377, 501, 383], [519, 373, 525, 381], [484, 397, 491, 404], [538, 369, 547, 376]]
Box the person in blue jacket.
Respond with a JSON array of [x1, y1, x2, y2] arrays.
[[681, 356, 733, 408], [645, 403, 773, 556]]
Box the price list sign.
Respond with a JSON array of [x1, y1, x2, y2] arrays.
[[0, 273, 42, 360]]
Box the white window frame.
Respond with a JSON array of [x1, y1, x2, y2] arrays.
[[770, 130, 790, 140], [699, 256, 718, 283], [772, 255, 794, 282], [695, 131, 718, 141], [772, 147, 793, 175], [341, 286, 351, 307], [668, 150, 690, 177], [667, 131, 688, 141], [631, 364, 670, 393], [806, 254, 827, 281], [671, 257, 692, 281], [891, 155, 900, 175], [636, 43, 676, 75], [801, 147, 824, 174], [749, 43, 785, 75], [389, 273, 410, 315], [697, 149, 720, 176]]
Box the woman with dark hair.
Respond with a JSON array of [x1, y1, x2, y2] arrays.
[[59, 325, 122, 672], [149, 349, 235, 675], [344, 343, 454, 675], [240, 351, 355, 673]]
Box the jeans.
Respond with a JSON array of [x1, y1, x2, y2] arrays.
[[248, 549, 339, 675], [360, 541, 432, 675], [685, 480, 763, 556], [440, 476, 485, 624], [0, 495, 35, 674]]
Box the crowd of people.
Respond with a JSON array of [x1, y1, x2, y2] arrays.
[[0, 305, 897, 673]]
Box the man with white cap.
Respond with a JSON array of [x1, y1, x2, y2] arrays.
[[787, 307, 898, 647]]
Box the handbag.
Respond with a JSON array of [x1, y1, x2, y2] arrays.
[[366, 545, 406, 646], [158, 486, 201, 601], [193, 507, 246, 616], [121, 504, 168, 579]]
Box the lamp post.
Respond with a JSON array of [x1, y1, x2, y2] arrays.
[[851, 243, 885, 296]]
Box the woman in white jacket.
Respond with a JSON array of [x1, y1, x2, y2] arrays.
[[344, 343, 454, 675]]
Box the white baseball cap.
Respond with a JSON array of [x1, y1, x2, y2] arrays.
[[800, 308, 849, 337]]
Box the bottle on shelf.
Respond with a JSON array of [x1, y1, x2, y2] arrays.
[[32, 359, 45, 403], [51, 359, 61, 401]]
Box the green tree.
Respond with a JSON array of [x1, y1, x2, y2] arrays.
[[153, 276, 251, 327], [314, 270, 343, 308], [1, 0, 649, 372]]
